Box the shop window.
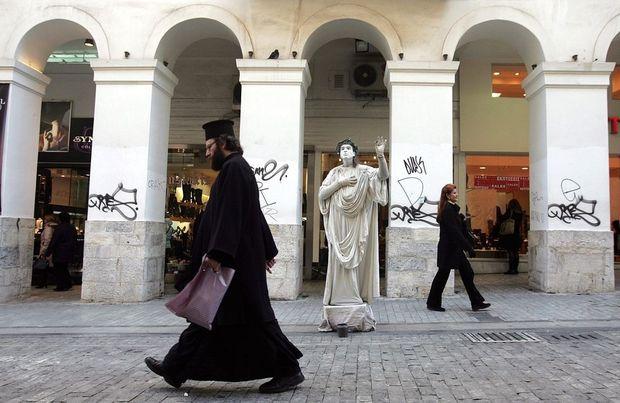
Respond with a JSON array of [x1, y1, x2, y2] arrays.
[[611, 66, 620, 100], [466, 155, 530, 255], [491, 64, 527, 98]]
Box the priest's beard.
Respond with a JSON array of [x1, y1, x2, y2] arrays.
[[211, 146, 226, 171]]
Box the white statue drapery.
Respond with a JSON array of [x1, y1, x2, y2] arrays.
[[319, 164, 388, 306]]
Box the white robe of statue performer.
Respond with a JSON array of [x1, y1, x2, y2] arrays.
[[318, 137, 389, 331]]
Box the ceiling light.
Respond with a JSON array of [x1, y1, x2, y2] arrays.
[[493, 72, 500, 76], [522, 167, 529, 170], [84, 38, 95, 47], [480, 166, 486, 170], [514, 72, 520, 76], [492, 92, 501, 98], [523, 93, 527, 97]]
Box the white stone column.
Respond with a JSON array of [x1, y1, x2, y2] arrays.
[[237, 59, 311, 300], [0, 60, 50, 302], [522, 62, 615, 293], [384, 61, 459, 298], [82, 60, 178, 302]]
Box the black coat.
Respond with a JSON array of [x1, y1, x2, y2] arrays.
[[191, 153, 278, 327], [499, 208, 523, 251], [45, 222, 77, 264], [437, 202, 474, 269]]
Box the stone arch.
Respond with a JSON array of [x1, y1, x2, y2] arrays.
[[5, 5, 110, 72], [593, 13, 620, 61], [292, 4, 402, 61], [145, 4, 252, 69], [442, 6, 554, 69]]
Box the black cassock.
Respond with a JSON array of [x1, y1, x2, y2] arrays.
[[162, 153, 302, 382]]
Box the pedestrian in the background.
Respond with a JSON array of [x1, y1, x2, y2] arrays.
[[145, 119, 304, 393], [427, 184, 491, 312], [35, 214, 58, 288], [45, 212, 76, 291], [499, 199, 524, 275]]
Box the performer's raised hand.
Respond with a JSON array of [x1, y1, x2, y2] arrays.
[[375, 136, 387, 157]]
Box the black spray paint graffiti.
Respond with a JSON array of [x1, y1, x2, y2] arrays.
[[390, 176, 439, 226], [250, 159, 289, 222], [547, 178, 600, 227], [88, 182, 138, 221], [403, 155, 427, 175]]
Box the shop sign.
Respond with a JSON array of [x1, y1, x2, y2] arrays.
[[609, 117, 620, 134], [72, 127, 93, 153], [474, 175, 529, 191]]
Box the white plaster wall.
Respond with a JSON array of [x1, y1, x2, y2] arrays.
[[458, 57, 529, 153], [43, 64, 95, 117], [2, 1, 620, 70]]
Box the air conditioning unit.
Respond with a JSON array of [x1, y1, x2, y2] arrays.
[[350, 61, 387, 98]]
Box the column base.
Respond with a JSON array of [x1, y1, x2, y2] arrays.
[[318, 304, 376, 332], [0, 217, 35, 302], [81, 221, 165, 302], [386, 227, 453, 298], [267, 224, 302, 300], [528, 230, 614, 293]]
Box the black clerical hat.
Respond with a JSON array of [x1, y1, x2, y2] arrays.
[[202, 119, 235, 140]]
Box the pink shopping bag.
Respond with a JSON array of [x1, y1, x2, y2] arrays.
[[165, 266, 235, 330]]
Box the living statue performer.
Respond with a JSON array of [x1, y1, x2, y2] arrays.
[[318, 137, 389, 332]]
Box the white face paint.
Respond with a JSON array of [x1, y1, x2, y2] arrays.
[[339, 144, 355, 165]]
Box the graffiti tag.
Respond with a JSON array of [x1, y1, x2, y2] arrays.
[[88, 182, 138, 221]]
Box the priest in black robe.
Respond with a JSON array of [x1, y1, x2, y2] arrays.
[[145, 119, 304, 394]]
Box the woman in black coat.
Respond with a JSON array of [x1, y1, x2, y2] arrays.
[[499, 199, 524, 275], [426, 184, 491, 312]]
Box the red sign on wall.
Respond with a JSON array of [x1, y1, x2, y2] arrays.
[[474, 175, 529, 191], [610, 117, 620, 134]]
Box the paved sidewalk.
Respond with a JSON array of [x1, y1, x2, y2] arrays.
[[1, 273, 619, 402], [1, 274, 618, 333]]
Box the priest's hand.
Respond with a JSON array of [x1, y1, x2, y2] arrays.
[[339, 176, 357, 188], [201, 254, 221, 273], [265, 258, 276, 273], [375, 136, 387, 157]]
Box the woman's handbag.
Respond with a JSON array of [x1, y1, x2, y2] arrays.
[[33, 257, 48, 271], [165, 265, 235, 330], [499, 211, 515, 236]]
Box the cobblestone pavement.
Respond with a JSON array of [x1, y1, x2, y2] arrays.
[[1, 273, 619, 402], [1, 330, 619, 402]]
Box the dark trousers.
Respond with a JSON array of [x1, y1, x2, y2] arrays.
[[53, 261, 72, 289], [427, 253, 484, 308], [507, 248, 519, 273]]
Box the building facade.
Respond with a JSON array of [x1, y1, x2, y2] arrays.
[[1, 0, 619, 303]]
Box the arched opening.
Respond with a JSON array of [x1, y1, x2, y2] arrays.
[[604, 34, 620, 267], [450, 19, 547, 286], [152, 19, 244, 293], [301, 19, 392, 300], [9, 21, 101, 300]]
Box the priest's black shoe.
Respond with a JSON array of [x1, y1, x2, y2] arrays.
[[259, 371, 305, 394], [426, 305, 446, 312], [144, 357, 183, 389], [472, 302, 491, 311]]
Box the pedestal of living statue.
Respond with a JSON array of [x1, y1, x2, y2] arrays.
[[318, 303, 376, 332]]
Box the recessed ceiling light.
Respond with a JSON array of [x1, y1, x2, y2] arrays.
[[84, 38, 95, 47], [492, 92, 501, 98], [522, 167, 529, 170], [523, 93, 527, 97], [493, 72, 500, 76], [514, 72, 520, 76], [480, 166, 487, 170]]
